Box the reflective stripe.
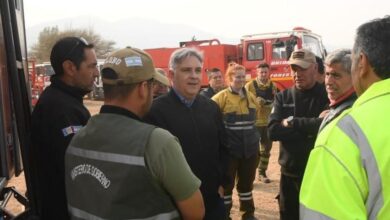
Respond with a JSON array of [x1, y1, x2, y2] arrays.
[[69, 205, 179, 220], [319, 144, 365, 198], [223, 195, 232, 204], [283, 103, 295, 107], [238, 192, 253, 200], [239, 196, 253, 201], [337, 115, 383, 219], [300, 203, 333, 220], [67, 146, 145, 166], [225, 125, 254, 130], [238, 192, 252, 196], [225, 121, 255, 125], [69, 206, 106, 220]]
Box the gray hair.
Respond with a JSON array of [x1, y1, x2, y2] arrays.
[[169, 47, 203, 71], [325, 49, 352, 74], [353, 15, 390, 79]]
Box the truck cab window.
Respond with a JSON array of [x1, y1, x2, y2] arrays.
[[247, 43, 264, 61], [272, 40, 287, 60], [302, 35, 322, 58]]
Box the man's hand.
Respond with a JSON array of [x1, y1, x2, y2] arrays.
[[218, 186, 224, 198], [319, 109, 330, 118], [282, 116, 293, 128], [282, 118, 289, 127], [256, 97, 266, 106]]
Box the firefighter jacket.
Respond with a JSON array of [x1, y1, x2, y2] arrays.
[[268, 82, 328, 177], [65, 108, 179, 220], [245, 79, 277, 127], [212, 87, 260, 159], [300, 78, 390, 219]]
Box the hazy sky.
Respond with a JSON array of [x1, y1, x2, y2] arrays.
[[24, 0, 389, 50]]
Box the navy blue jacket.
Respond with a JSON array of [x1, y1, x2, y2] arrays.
[[145, 90, 229, 210]]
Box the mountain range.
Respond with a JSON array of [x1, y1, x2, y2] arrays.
[[26, 16, 237, 50]]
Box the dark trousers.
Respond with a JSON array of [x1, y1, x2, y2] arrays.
[[224, 153, 259, 220], [204, 195, 226, 220], [257, 126, 273, 174], [278, 174, 303, 220]]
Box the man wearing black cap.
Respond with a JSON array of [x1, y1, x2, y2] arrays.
[[30, 37, 99, 219], [268, 49, 329, 220], [65, 47, 204, 220]]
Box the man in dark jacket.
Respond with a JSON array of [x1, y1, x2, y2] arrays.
[[30, 37, 99, 219], [145, 48, 229, 220], [268, 49, 329, 220], [199, 68, 224, 98], [65, 47, 204, 220], [319, 49, 357, 131]]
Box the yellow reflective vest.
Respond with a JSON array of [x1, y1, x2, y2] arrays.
[[300, 78, 390, 219]]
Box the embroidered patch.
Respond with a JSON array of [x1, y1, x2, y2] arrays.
[[124, 56, 143, 67], [292, 51, 305, 59], [62, 125, 83, 137], [104, 56, 122, 65], [71, 163, 111, 189]]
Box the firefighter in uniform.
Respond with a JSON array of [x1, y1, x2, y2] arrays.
[[212, 63, 260, 220], [245, 62, 277, 183], [65, 47, 204, 220], [300, 16, 390, 219]]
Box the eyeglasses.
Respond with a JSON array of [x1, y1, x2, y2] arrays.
[[64, 37, 89, 59]]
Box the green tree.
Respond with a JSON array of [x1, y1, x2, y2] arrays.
[[30, 26, 116, 62]]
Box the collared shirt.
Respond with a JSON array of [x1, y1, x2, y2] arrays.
[[172, 88, 195, 107]]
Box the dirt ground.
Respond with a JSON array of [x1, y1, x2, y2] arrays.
[[6, 100, 281, 220]]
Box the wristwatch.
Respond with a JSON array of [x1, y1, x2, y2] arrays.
[[286, 116, 294, 127]]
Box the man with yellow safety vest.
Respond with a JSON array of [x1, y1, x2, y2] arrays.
[[300, 15, 390, 219]]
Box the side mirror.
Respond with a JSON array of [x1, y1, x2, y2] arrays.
[[285, 36, 298, 60]]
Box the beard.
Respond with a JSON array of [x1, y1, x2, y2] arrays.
[[140, 88, 153, 117]]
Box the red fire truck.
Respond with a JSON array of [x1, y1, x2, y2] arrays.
[[145, 27, 327, 90], [28, 61, 54, 106]]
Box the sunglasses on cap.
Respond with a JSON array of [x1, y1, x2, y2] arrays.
[[64, 37, 89, 59]]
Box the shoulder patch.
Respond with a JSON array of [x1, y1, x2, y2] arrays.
[[62, 125, 83, 137]]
